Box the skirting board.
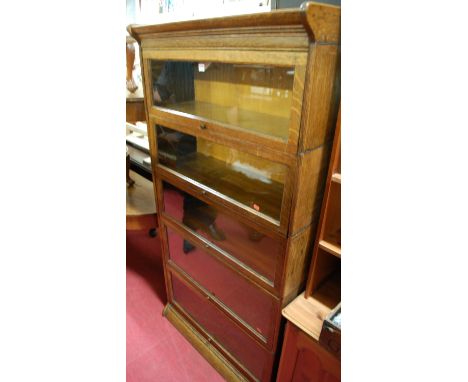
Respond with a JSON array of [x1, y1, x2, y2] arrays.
[[163, 303, 250, 382]]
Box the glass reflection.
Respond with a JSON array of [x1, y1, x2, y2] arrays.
[[163, 182, 281, 283], [152, 61, 195, 104], [166, 226, 276, 339], [172, 275, 269, 380], [182, 194, 223, 253]]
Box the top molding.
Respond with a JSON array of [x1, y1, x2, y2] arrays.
[[128, 2, 340, 44]]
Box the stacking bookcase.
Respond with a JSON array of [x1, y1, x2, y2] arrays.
[[129, 3, 340, 381]]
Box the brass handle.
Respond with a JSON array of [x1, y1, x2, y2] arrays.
[[200, 123, 207, 130]]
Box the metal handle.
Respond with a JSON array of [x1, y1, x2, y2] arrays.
[[200, 123, 207, 130]]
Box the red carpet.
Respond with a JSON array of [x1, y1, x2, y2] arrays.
[[126, 218, 224, 382]]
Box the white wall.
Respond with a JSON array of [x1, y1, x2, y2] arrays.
[[128, 0, 271, 26]]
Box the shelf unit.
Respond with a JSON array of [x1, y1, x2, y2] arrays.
[[305, 106, 341, 308]]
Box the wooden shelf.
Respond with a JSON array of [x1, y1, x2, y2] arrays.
[[282, 292, 331, 341], [160, 152, 284, 222], [166, 100, 290, 140], [331, 173, 341, 184], [318, 240, 341, 258], [311, 268, 341, 309]]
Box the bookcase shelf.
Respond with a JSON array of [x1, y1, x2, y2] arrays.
[[319, 240, 341, 259]]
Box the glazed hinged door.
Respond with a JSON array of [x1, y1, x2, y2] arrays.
[[170, 272, 274, 382], [163, 223, 279, 347], [160, 181, 285, 289], [152, 121, 294, 232], [145, 59, 306, 155]]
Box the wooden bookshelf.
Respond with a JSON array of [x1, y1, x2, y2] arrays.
[[305, 107, 341, 307], [130, 5, 341, 381]]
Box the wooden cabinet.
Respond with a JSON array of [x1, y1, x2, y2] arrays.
[[129, 3, 340, 381], [126, 98, 146, 123], [277, 322, 340, 382]]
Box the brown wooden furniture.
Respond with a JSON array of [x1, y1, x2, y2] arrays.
[[277, 106, 341, 381], [128, 3, 340, 381], [126, 98, 146, 124], [126, 170, 157, 231], [277, 322, 341, 382], [306, 106, 341, 306], [276, 321, 340, 382]]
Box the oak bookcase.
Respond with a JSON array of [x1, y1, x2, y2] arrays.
[[129, 3, 340, 381]]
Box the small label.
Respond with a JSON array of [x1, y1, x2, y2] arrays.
[[198, 63, 205, 72]]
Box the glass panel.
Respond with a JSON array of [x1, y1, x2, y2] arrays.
[[172, 275, 270, 380], [156, 126, 287, 222], [166, 226, 276, 339], [163, 182, 282, 283], [151, 61, 294, 141]]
